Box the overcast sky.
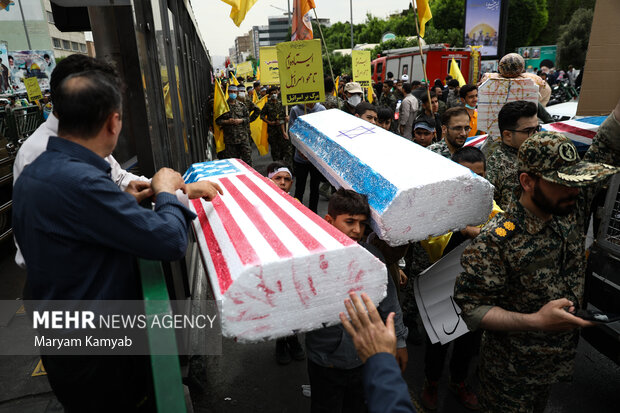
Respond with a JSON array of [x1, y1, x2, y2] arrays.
[[191, 1, 414, 59]]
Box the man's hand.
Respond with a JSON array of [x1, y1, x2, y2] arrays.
[[124, 180, 153, 203], [532, 298, 595, 331], [395, 347, 408, 373], [185, 181, 223, 201], [233, 118, 244, 125], [339, 292, 397, 363], [151, 167, 186, 196], [461, 225, 481, 239]]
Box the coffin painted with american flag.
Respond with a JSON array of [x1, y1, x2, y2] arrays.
[[183, 159, 387, 341], [289, 109, 494, 246]]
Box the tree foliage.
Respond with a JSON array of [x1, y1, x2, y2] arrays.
[[557, 8, 594, 69], [309, 0, 595, 74]]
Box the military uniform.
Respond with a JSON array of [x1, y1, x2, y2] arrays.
[[427, 140, 451, 158], [261, 99, 292, 164], [486, 142, 520, 210], [454, 118, 620, 413], [379, 91, 397, 112], [323, 94, 343, 110], [215, 100, 253, 166]]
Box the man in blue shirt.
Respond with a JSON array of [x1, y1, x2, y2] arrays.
[[13, 70, 197, 411]]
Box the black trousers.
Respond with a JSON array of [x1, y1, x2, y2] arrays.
[[424, 330, 481, 382], [41, 355, 155, 413], [307, 360, 367, 413], [293, 161, 322, 213]]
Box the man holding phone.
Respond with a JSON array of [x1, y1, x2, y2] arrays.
[[454, 97, 620, 413]]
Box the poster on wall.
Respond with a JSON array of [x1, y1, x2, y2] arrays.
[[517, 45, 557, 72], [0, 43, 9, 94], [7, 50, 55, 94], [464, 0, 504, 58]]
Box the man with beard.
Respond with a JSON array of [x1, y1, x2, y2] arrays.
[[454, 102, 620, 413], [427, 107, 469, 158]]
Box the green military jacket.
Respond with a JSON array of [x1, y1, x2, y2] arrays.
[[215, 100, 250, 144], [454, 113, 620, 386], [379, 91, 397, 112], [323, 94, 344, 110], [427, 140, 451, 159], [486, 142, 520, 210], [260, 100, 286, 136]]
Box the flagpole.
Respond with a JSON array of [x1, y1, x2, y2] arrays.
[[412, 1, 432, 106], [313, 8, 340, 109]]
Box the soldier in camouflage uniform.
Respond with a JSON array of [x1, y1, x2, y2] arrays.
[[238, 87, 261, 140], [323, 76, 343, 110], [486, 101, 540, 210], [428, 107, 470, 158], [379, 81, 397, 113], [454, 104, 620, 412], [215, 85, 253, 166], [260, 87, 291, 164]]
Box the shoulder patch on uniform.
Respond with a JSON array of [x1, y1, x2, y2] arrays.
[[489, 216, 517, 241]]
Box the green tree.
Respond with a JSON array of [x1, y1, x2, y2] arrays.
[[534, 0, 595, 45], [505, 0, 549, 53], [557, 8, 594, 69], [430, 0, 465, 32]]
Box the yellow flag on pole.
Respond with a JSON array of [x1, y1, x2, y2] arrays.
[[449, 58, 466, 87], [416, 0, 433, 38], [367, 85, 374, 103], [256, 66, 261, 81], [214, 80, 230, 153], [231, 73, 240, 86], [250, 95, 270, 156], [333, 76, 339, 97], [220, 0, 259, 27]]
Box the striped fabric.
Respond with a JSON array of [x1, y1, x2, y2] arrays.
[[184, 159, 387, 341]]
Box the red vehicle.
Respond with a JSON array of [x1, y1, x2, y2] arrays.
[[372, 45, 474, 84]]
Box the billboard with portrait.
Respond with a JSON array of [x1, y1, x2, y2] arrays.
[[7, 50, 55, 95], [518, 45, 557, 73], [464, 0, 504, 58], [0, 43, 9, 94]]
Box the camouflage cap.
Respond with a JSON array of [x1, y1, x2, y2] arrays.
[[518, 131, 620, 187]]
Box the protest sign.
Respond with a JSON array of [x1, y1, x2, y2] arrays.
[[236, 61, 253, 78], [259, 46, 280, 85], [276, 39, 324, 105], [414, 241, 471, 345], [24, 77, 43, 102], [352, 50, 371, 87]]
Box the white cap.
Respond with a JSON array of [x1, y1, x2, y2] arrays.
[[401, 74, 409, 82]]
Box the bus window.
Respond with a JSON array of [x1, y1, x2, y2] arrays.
[[377, 62, 383, 79], [448, 59, 462, 74]]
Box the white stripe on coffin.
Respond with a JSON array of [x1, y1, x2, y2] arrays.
[[186, 159, 388, 341]]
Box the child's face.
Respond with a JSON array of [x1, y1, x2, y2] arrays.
[[377, 119, 391, 131], [326, 213, 367, 242], [270, 171, 293, 192], [459, 161, 485, 178]]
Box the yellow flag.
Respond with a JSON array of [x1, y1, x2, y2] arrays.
[[367, 85, 374, 104], [231, 73, 240, 86], [449, 58, 466, 87], [256, 66, 261, 81], [416, 0, 433, 38], [226, 0, 259, 27], [214, 80, 230, 153], [333, 76, 339, 97], [250, 95, 270, 156]]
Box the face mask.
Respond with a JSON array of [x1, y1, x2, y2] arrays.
[[238, 92, 246, 99], [270, 94, 278, 100], [229, 93, 237, 100], [465, 103, 476, 110], [347, 95, 362, 107]]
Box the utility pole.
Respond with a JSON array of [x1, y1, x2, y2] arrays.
[[350, 0, 353, 50], [18, 0, 32, 50], [287, 0, 291, 28]]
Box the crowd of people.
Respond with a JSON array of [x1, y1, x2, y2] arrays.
[[9, 49, 620, 413]]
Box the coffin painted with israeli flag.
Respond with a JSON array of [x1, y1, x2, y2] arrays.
[[289, 109, 494, 246], [183, 159, 387, 342]]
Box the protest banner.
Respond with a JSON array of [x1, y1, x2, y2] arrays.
[[352, 50, 371, 87], [7, 50, 55, 94], [414, 241, 471, 345], [236, 61, 253, 78], [259, 46, 280, 85], [24, 77, 43, 102], [276, 39, 324, 105]]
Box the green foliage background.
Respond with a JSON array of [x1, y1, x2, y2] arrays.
[[303, 0, 596, 75]]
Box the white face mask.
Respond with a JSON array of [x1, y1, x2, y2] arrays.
[[238, 92, 246, 99], [347, 95, 362, 107]]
